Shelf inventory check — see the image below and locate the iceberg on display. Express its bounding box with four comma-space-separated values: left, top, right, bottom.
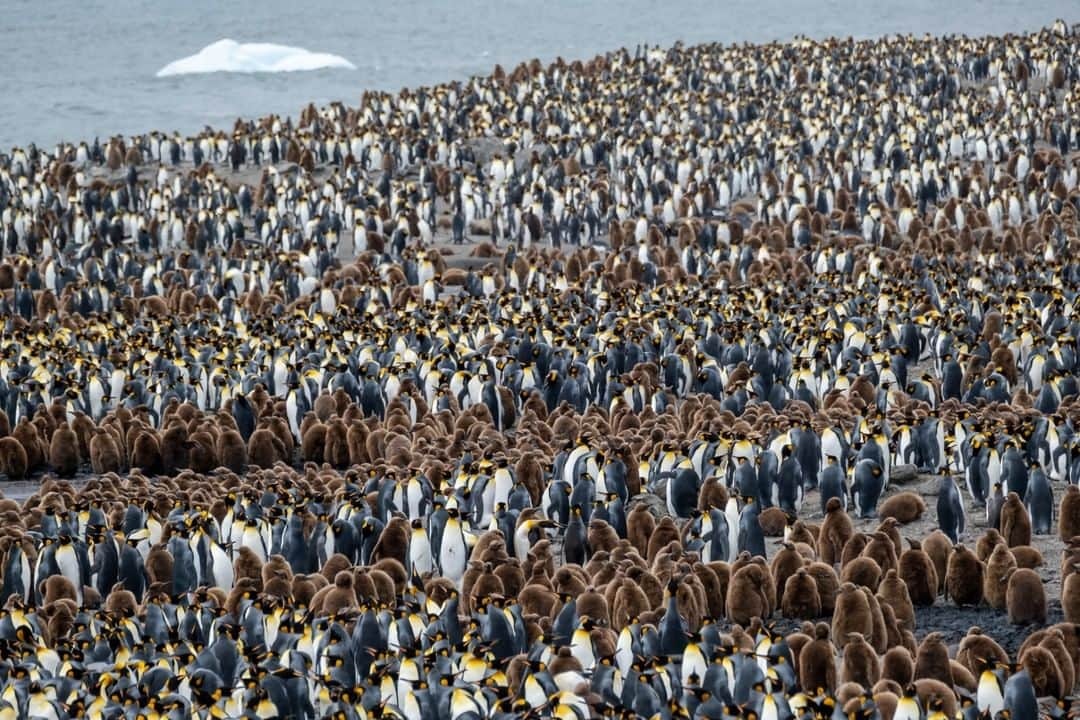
156, 39, 355, 77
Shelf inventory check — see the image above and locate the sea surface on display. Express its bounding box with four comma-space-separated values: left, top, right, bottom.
3, 0, 1076, 150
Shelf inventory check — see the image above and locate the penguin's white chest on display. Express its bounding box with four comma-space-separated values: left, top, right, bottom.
439, 527, 467, 584
56, 545, 82, 602
409, 530, 433, 575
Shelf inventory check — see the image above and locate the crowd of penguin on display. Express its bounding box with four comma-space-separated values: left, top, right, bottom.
2, 15, 1080, 720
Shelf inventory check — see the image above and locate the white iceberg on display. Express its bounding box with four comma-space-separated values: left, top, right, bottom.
156, 39, 355, 77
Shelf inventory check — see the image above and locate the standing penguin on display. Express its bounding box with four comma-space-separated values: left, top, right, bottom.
232, 393, 257, 442
738, 496, 766, 559
986, 482, 1005, 531
1003, 668, 1039, 719
965, 439, 991, 505
658, 580, 689, 657
756, 450, 778, 508
169, 529, 199, 595
774, 444, 804, 513
941, 353, 964, 400
1002, 444, 1029, 501
564, 505, 590, 566
667, 459, 701, 519
284, 380, 307, 443
850, 459, 885, 519
918, 414, 946, 473
733, 456, 759, 503
937, 473, 966, 544
1, 538, 33, 604
437, 508, 470, 587
975, 658, 1005, 716
724, 495, 741, 559
796, 424, 822, 489
53, 535, 87, 606
701, 507, 730, 563
1025, 464, 1053, 535
407, 518, 433, 576
818, 456, 847, 513
117, 535, 146, 601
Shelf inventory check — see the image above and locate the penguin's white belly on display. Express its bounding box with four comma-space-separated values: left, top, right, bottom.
409, 534, 433, 575
439, 532, 467, 584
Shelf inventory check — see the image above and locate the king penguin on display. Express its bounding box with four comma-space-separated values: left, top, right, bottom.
658, 580, 689, 656
774, 444, 804, 514
818, 456, 847, 513
667, 458, 701, 519
54, 535, 86, 606
408, 518, 433, 576
850, 459, 884, 519
975, 658, 1004, 716
738, 496, 766, 558
1003, 668, 1039, 719
937, 473, 965, 544
285, 378, 307, 443
437, 508, 469, 587
563, 504, 590, 566
1025, 463, 1053, 535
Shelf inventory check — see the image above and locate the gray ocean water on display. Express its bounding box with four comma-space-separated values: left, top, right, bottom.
3, 0, 1076, 151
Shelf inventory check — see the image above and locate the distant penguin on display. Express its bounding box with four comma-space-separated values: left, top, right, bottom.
668, 461, 701, 519
818, 455, 847, 513
564, 505, 589, 566
945, 545, 983, 607
986, 482, 1005, 533
0, 437, 28, 479
626, 504, 655, 559
437, 508, 470, 587
775, 444, 804, 513
818, 496, 854, 566
1006, 568, 1046, 625
983, 542, 1016, 610
1002, 445, 1029, 500
217, 429, 247, 472
53, 536, 85, 605
232, 393, 257, 441
850, 459, 884, 518
738, 496, 766, 558
800, 623, 838, 694
658, 580, 689, 656
89, 428, 121, 475
248, 428, 283, 469
1024, 464, 1053, 535
936, 474, 965, 544
899, 539, 938, 607
781, 567, 821, 619
49, 424, 80, 477
1000, 492, 1032, 548
1060, 484, 1080, 541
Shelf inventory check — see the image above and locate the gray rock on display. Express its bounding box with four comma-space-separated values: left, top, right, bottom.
891, 464, 919, 484
464, 137, 507, 167
627, 491, 668, 520
513, 143, 551, 173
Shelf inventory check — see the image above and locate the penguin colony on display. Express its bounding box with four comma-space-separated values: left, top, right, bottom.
1, 18, 1080, 720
